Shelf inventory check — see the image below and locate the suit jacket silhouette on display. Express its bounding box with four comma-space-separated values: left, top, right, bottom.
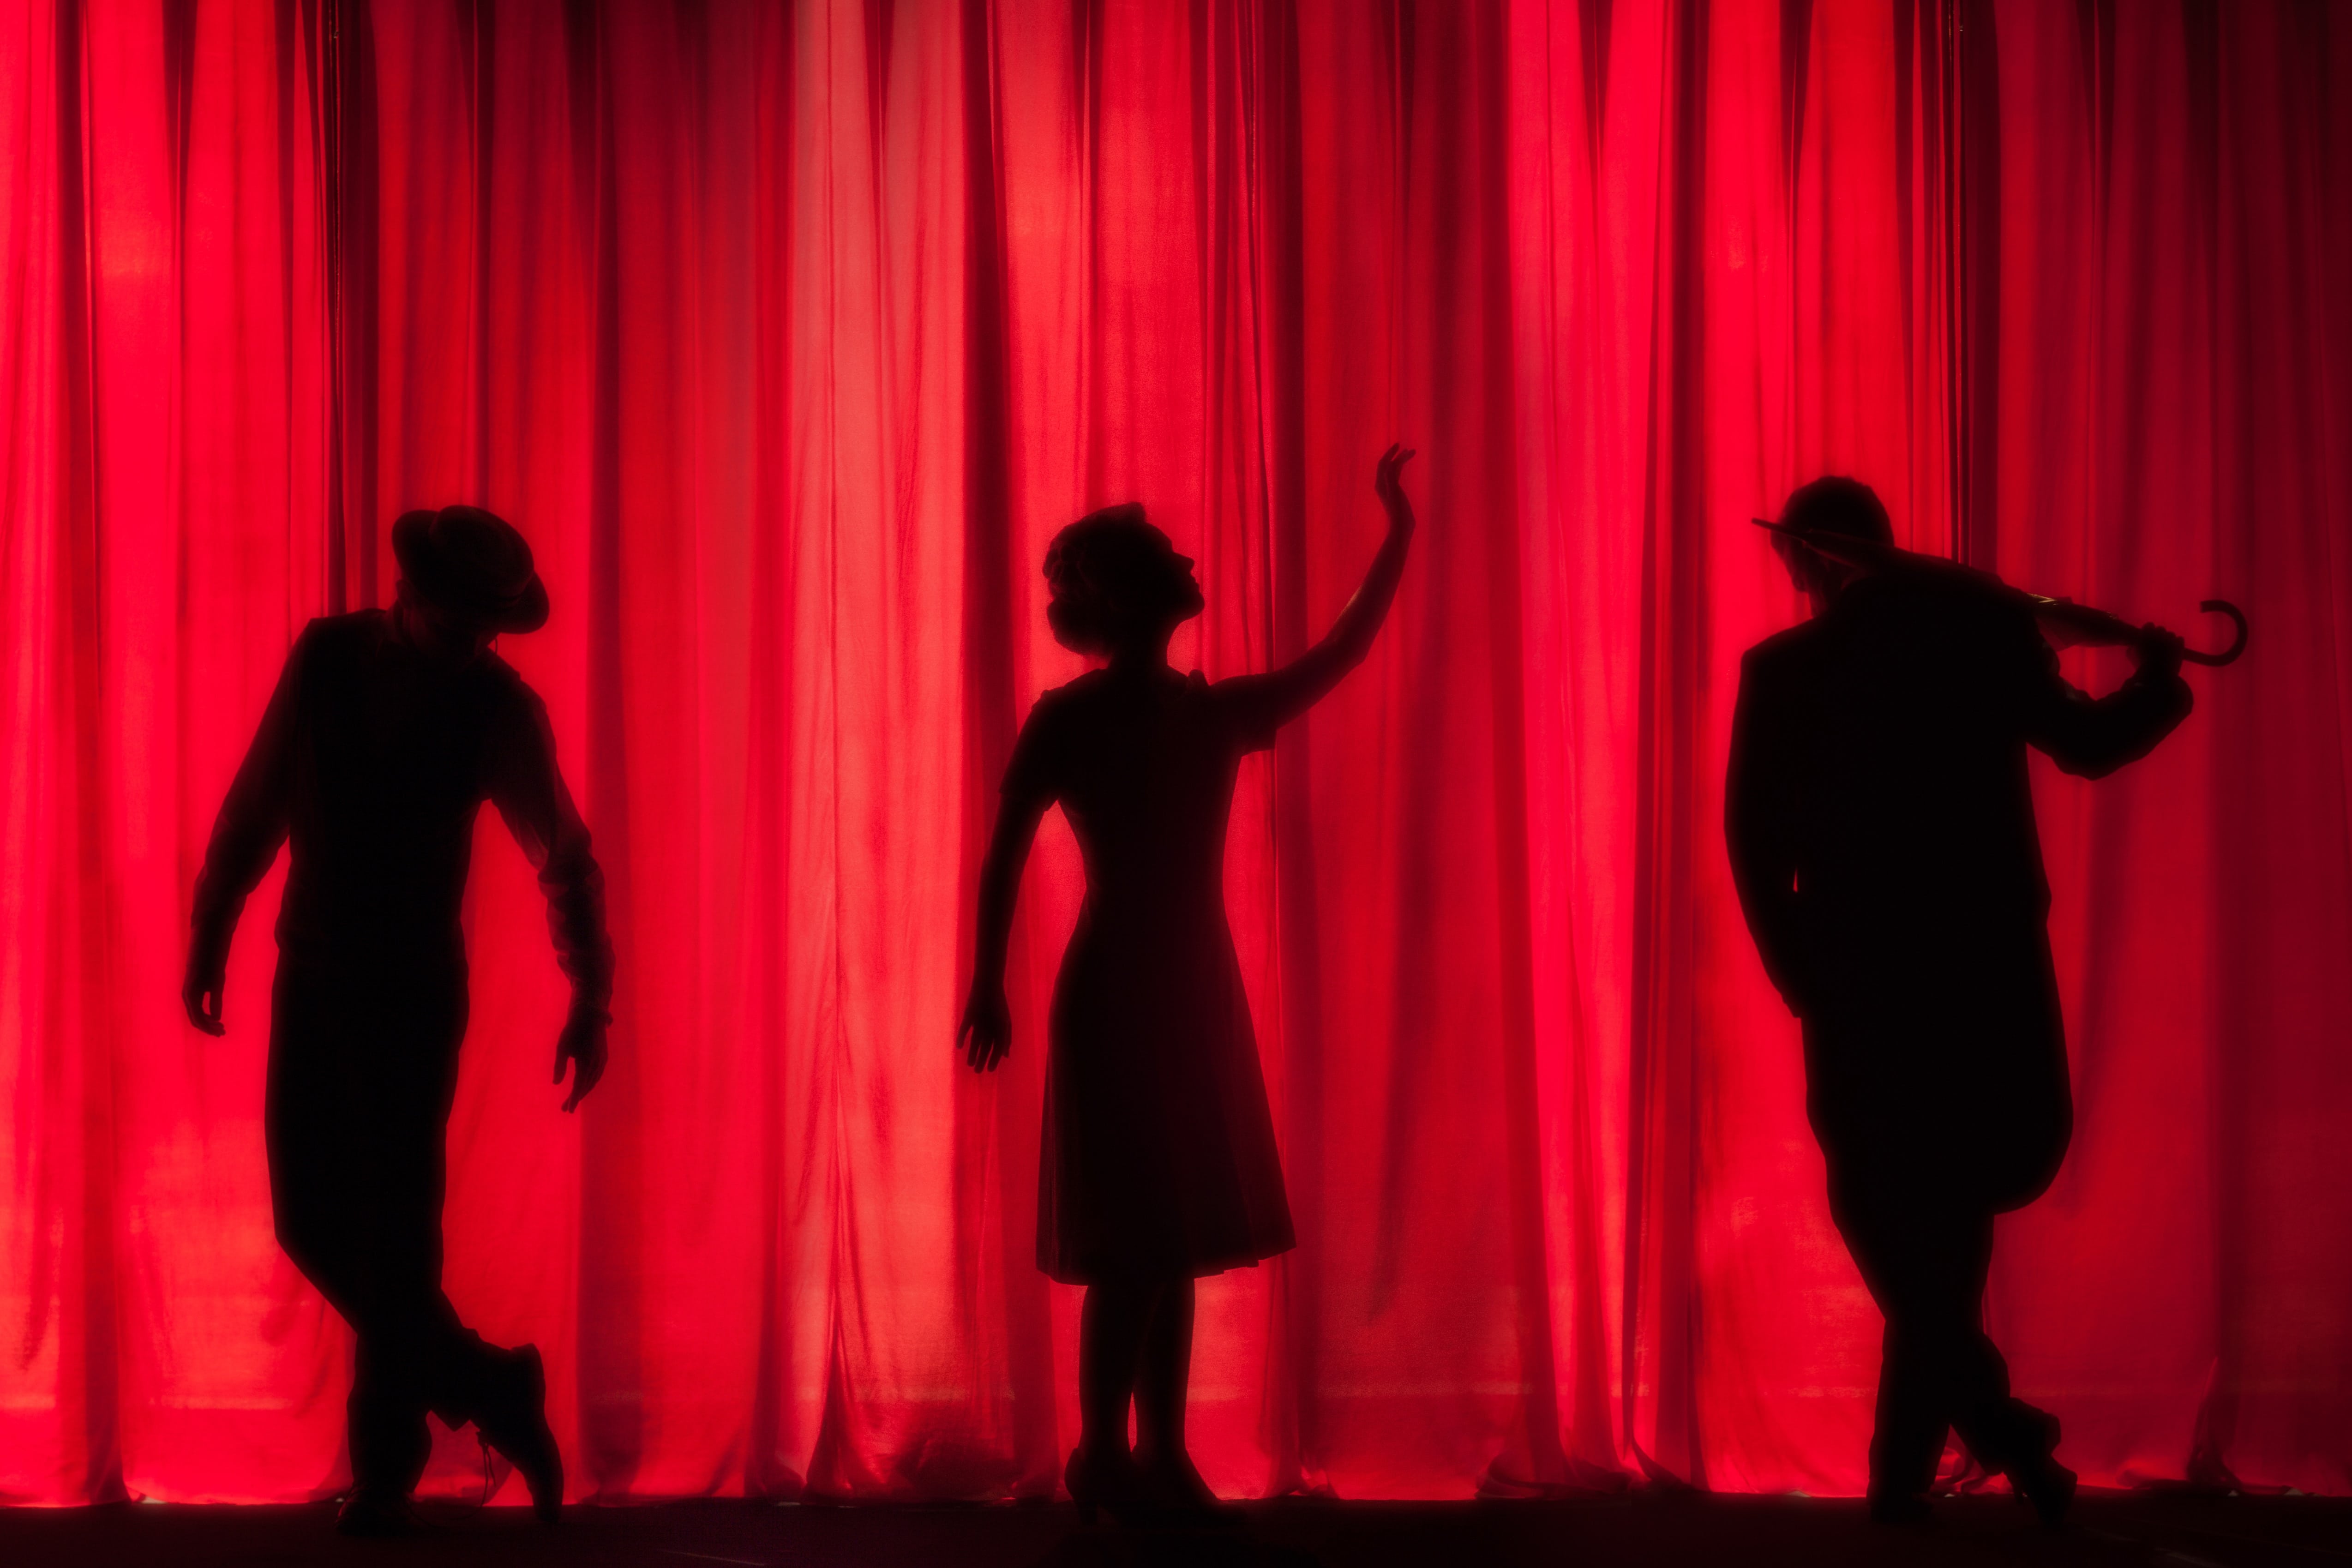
1726, 571, 2191, 1209
190, 610, 610, 997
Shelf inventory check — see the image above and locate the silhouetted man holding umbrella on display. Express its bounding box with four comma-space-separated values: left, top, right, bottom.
184, 506, 610, 1536
1726, 478, 2193, 1526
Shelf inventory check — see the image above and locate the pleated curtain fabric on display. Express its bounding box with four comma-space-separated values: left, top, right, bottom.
1, 0, 2346, 1505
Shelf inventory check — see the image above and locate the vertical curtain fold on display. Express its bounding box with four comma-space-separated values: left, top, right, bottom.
3, 0, 338, 1504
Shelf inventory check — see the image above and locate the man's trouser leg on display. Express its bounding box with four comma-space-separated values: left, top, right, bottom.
1827, 1169, 2052, 1497
267, 962, 506, 1496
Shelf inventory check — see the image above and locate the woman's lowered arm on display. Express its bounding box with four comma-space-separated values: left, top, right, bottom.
959, 790, 1048, 1073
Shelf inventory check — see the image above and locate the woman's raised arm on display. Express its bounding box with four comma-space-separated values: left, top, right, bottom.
1221, 445, 1416, 732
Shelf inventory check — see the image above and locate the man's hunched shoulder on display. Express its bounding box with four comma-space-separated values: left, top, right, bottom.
1742, 619, 1825, 675
300, 608, 381, 646
287, 609, 381, 671
477, 646, 532, 691
294, 610, 537, 706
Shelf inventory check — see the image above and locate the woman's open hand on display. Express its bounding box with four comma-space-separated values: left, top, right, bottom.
1374, 443, 1417, 533
960, 979, 1012, 1072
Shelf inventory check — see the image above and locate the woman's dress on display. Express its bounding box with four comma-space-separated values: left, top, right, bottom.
1002, 667, 1295, 1284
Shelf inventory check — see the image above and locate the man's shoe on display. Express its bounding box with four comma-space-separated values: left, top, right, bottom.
2010, 1455, 2077, 1529
335, 1486, 422, 1538
2000, 1407, 2075, 1529
1866, 1489, 1932, 1526
475, 1344, 564, 1524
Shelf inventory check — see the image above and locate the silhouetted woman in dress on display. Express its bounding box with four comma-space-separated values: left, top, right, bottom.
960, 445, 1417, 1523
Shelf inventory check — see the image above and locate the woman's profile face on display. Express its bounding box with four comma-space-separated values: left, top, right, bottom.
1045, 510, 1210, 655
1158, 539, 1206, 622
1095, 535, 1201, 646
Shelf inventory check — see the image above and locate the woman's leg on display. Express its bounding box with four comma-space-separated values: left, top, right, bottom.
1131, 1275, 1194, 1467
1134, 1275, 1229, 1512
1077, 1278, 1158, 1460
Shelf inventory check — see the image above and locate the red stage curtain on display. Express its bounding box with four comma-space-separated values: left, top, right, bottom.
3, 0, 2347, 1505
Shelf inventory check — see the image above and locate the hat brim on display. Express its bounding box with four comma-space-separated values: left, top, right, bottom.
391, 510, 551, 634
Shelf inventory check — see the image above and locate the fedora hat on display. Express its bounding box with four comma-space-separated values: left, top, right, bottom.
390, 506, 549, 633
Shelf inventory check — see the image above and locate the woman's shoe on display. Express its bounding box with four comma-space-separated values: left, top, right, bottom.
1135, 1448, 1243, 1528
1065, 1444, 1153, 1527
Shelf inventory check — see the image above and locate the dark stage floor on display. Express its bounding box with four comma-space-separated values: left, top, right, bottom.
4, 1491, 2349, 1568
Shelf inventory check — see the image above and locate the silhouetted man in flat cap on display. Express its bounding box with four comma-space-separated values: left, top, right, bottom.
1726, 478, 2192, 1527
184, 506, 611, 1536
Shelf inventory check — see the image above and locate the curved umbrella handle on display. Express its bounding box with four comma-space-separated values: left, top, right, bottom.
2182, 599, 2248, 667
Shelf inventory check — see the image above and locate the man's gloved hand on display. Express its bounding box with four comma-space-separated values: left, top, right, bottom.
183, 955, 227, 1037
2131, 624, 2186, 683
555, 1004, 609, 1111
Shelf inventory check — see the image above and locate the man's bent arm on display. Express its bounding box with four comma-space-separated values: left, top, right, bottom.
1725, 657, 1812, 1017
2016, 627, 2193, 780
490, 692, 615, 1021
189, 628, 308, 988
